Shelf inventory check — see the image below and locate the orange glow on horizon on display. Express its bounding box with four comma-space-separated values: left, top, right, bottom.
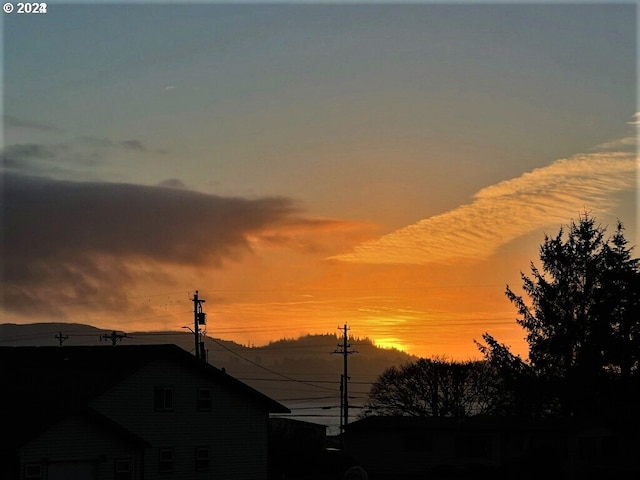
371, 337, 409, 353
1, 247, 534, 361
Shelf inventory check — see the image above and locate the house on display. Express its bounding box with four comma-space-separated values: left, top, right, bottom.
268, 418, 356, 479
343, 415, 640, 479
269, 417, 326, 478
1, 407, 150, 480
0, 344, 289, 480
269, 417, 327, 455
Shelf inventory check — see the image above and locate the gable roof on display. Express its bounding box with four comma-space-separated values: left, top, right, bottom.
0, 344, 289, 424
1, 405, 151, 451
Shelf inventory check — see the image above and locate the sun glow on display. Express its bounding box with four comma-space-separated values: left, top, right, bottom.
373, 337, 407, 352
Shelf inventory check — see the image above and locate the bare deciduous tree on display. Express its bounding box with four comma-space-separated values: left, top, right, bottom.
364, 357, 506, 417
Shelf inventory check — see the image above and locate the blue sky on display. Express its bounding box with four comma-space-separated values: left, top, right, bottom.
2, 2, 637, 357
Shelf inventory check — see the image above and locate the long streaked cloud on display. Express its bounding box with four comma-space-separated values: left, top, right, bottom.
1, 137, 154, 180
3, 114, 64, 133
0, 174, 304, 315
332, 147, 637, 265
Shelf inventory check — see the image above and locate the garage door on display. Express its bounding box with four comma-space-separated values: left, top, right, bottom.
48, 462, 97, 480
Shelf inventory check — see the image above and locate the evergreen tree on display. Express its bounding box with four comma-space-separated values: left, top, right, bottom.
479, 214, 640, 417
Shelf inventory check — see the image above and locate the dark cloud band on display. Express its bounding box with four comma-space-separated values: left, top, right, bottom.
1, 173, 297, 315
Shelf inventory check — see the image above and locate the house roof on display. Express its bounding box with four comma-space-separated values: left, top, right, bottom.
344, 415, 623, 434
0, 404, 151, 451
344, 416, 463, 433
269, 417, 328, 432
0, 344, 289, 446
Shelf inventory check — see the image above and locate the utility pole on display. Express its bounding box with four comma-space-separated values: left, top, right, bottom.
100, 330, 128, 346
193, 291, 206, 361
54, 331, 69, 346
333, 324, 357, 432
339, 374, 344, 432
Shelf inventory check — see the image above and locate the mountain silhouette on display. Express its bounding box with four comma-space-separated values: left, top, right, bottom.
0, 322, 416, 409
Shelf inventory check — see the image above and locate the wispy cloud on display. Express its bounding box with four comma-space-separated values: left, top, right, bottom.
3, 115, 64, 133
331, 146, 637, 265
248, 217, 375, 254
1, 137, 151, 180
590, 136, 636, 151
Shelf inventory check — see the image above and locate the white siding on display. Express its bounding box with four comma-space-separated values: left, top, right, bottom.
90, 358, 270, 480
19, 415, 143, 480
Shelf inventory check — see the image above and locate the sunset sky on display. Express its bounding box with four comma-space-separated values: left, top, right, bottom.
2, 1, 638, 360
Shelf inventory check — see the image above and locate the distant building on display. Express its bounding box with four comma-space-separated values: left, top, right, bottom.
343, 415, 640, 479
269, 417, 326, 478
0, 344, 289, 480
269, 417, 327, 454
268, 417, 355, 479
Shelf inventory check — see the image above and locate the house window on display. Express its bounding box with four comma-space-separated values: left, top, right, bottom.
154, 387, 174, 411
578, 436, 599, 462
24, 464, 42, 479
403, 432, 433, 452
455, 434, 492, 459
601, 435, 620, 461
505, 432, 525, 455
159, 449, 174, 473
115, 458, 132, 480
197, 388, 212, 411
195, 447, 210, 471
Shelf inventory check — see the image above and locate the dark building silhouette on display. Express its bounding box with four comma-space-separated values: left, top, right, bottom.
343, 415, 640, 479
0, 344, 288, 480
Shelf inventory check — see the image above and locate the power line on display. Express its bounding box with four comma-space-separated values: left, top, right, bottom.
130, 332, 192, 336
54, 331, 69, 346
209, 338, 336, 392
24, 283, 504, 310
286, 405, 340, 411
277, 396, 339, 402
270, 414, 343, 418
237, 377, 340, 384
195, 283, 506, 294
99, 330, 129, 346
